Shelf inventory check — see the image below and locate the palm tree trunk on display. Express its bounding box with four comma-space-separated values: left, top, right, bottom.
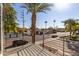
70, 25, 72, 39
70, 31, 71, 38
31, 11, 36, 44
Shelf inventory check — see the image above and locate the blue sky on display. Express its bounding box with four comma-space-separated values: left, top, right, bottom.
12, 3, 79, 29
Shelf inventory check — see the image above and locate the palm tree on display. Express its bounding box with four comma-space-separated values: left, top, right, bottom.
23, 3, 52, 44
53, 20, 56, 29
63, 19, 76, 39
72, 21, 79, 34
45, 21, 47, 29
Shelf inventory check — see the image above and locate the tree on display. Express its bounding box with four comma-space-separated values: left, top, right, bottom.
3, 4, 18, 35
63, 19, 76, 38
23, 3, 52, 44
72, 22, 79, 34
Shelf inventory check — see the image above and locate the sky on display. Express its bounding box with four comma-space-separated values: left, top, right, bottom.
12, 3, 79, 29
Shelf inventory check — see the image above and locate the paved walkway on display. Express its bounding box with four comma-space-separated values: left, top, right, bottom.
36, 37, 79, 56
43, 38, 79, 56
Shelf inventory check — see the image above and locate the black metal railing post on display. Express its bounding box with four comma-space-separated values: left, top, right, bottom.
43, 32, 44, 49
63, 37, 65, 56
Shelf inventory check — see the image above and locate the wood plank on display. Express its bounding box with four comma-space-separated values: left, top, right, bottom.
32, 45, 43, 56
21, 49, 26, 56
24, 47, 32, 56
23, 49, 30, 56
27, 46, 36, 56
29, 45, 40, 56
30, 45, 42, 56
34, 45, 47, 56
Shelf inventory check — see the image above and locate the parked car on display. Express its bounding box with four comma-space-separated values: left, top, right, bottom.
51, 35, 58, 38
52, 29, 57, 33
36, 31, 43, 35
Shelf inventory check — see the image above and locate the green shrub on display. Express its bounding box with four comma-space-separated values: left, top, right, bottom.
71, 35, 78, 41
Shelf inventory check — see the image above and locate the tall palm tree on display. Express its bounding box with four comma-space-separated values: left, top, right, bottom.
45, 21, 47, 29
53, 20, 56, 29
23, 3, 52, 44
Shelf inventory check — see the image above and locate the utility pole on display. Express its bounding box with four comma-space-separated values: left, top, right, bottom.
43, 21, 47, 48
21, 8, 25, 40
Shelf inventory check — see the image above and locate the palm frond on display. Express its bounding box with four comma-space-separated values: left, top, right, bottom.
22, 3, 53, 14
37, 3, 52, 13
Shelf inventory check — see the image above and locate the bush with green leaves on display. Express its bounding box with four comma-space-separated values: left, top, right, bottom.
71, 34, 78, 41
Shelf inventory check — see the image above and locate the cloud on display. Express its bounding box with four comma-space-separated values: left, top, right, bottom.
53, 3, 71, 12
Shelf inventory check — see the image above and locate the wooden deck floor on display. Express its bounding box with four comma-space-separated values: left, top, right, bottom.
17, 44, 55, 56
7, 44, 56, 56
